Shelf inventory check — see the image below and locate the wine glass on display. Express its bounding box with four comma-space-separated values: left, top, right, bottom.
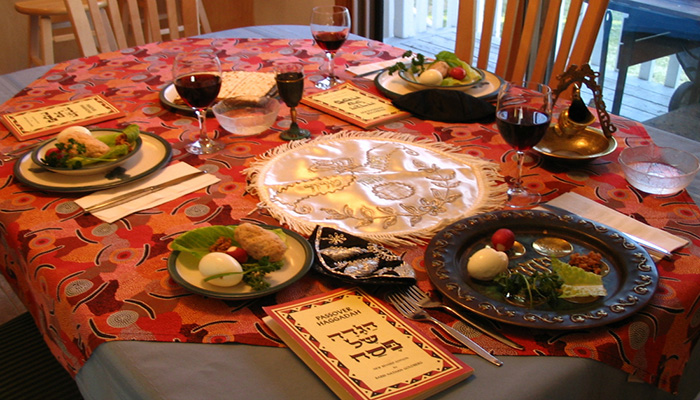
495, 81, 552, 208
172, 50, 222, 155
274, 62, 311, 141
310, 5, 351, 90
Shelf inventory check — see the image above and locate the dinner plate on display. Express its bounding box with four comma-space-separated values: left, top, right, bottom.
159, 83, 213, 117
168, 227, 314, 300
374, 68, 504, 100
425, 210, 658, 330
14, 131, 172, 193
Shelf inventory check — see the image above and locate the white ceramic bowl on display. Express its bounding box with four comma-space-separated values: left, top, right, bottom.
618, 145, 700, 194
398, 68, 485, 91
213, 96, 280, 136
32, 129, 143, 176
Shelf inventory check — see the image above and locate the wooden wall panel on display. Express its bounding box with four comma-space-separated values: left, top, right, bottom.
202, 0, 254, 32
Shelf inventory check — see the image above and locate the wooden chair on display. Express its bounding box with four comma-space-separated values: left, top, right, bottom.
142, 0, 211, 42
15, 0, 108, 66
64, 0, 146, 56
455, 0, 610, 92
64, 0, 211, 57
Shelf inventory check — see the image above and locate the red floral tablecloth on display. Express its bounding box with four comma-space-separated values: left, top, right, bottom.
0, 38, 699, 393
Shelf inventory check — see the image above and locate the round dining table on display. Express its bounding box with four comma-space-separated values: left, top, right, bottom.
1, 25, 699, 400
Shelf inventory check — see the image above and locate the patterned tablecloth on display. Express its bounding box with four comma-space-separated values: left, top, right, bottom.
0, 38, 699, 394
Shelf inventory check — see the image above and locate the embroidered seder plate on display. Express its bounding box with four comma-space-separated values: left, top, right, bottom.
244, 131, 507, 246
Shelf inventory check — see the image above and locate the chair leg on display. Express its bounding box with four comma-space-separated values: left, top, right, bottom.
38, 16, 55, 66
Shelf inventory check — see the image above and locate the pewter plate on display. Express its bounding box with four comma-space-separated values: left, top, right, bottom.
425, 210, 658, 330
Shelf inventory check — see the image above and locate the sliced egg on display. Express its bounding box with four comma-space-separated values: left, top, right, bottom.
466, 247, 509, 281
199, 252, 243, 287
417, 69, 443, 85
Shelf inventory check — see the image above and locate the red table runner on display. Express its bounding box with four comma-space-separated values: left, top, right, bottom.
0, 38, 699, 393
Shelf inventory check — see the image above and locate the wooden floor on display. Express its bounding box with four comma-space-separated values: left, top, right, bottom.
384, 27, 681, 124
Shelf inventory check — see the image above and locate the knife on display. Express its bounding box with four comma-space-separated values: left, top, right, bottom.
83, 170, 207, 214
539, 203, 672, 259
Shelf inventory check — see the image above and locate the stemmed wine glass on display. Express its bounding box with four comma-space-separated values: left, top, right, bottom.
310, 5, 351, 90
173, 50, 222, 155
495, 81, 552, 208
274, 62, 311, 141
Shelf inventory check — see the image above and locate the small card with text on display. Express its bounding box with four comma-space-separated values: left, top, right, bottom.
2, 95, 125, 141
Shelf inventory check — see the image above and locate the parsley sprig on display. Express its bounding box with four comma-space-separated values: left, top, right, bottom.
387, 50, 426, 75
493, 271, 563, 308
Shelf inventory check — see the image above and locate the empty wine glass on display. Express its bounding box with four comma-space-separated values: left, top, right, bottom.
310, 5, 351, 90
172, 50, 222, 155
495, 81, 552, 208
274, 62, 311, 141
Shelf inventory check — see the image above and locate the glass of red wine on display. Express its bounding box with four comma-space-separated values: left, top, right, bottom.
495, 81, 552, 208
310, 5, 351, 90
274, 62, 311, 141
173, 50, 222, 155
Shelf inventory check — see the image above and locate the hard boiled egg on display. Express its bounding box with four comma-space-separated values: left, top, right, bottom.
417, 69, 443, 85
466, 247, 509, 281
199, 252, 243, 287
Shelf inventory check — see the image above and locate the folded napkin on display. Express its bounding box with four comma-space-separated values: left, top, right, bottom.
75, 162, 220, 223
543, 192, 688, 255
346, 57, 413, 80
392, 89, 496, 123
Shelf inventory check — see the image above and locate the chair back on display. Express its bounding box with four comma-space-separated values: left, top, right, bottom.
64, 0, 146, 56
455, 0, 609, 91
143, 0, 211, 42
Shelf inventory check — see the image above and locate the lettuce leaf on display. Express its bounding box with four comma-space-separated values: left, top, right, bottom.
170, 225, 287, 260
550, 258, 607, 298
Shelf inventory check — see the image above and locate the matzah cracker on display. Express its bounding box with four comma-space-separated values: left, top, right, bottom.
173, 71, 276, 104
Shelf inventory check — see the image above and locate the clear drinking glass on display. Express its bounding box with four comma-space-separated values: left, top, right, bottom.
495, 81, 553, 208
172, 50, 222, 155
274, 62, 311, 141
310, 5, 351, 90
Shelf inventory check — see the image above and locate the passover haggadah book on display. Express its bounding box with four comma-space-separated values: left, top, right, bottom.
263, 287, 472, 400
300, 84, 410, 129
2, 95, 125, 141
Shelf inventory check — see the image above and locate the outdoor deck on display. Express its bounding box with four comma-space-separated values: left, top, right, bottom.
384, 27, 678, 124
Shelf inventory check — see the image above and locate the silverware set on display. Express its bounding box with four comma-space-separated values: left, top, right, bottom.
387, 285, 518, 367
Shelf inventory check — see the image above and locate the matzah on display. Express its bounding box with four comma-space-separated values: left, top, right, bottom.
174, 71, 276, 104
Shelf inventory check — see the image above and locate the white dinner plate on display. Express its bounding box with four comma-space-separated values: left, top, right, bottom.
14, 131, 172, 193
374, 68, 504, 100
167, 227, 314, 300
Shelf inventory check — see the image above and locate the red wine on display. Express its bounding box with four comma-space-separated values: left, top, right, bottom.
275, 72, 304, 107
496, 106, 551, 150
312, 30, 348, 52
174, 73, 221, 109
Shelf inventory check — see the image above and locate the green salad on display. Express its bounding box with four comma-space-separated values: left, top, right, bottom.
41, 124, 141, 169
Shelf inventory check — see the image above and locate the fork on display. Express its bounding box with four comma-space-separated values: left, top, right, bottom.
387, 292, 504, 367
404, 285, 524, 350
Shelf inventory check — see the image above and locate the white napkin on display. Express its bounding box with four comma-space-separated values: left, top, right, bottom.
75, 162, 220, 223
346, 57, 413, 80
543, 192, 688, 254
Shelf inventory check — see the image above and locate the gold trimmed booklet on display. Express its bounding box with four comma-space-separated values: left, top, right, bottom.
263, 287, 472, 400
301, 84, 410, 129
2, 95, 125, 141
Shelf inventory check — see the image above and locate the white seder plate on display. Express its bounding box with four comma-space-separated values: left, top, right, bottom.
167, 227, 314, 300
374, 69, 504, 100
